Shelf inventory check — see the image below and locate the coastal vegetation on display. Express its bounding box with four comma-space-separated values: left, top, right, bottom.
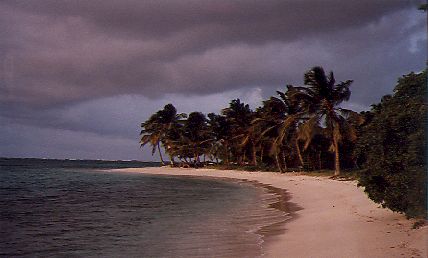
355, 70, 427, 218
140, 67, 426, 218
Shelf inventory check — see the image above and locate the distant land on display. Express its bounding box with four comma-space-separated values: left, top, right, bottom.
0, 157, 161, 169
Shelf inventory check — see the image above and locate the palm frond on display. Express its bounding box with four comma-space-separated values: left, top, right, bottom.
276, 90, 288, 103
240, 135, 250, 146
261, 124, 279, 136
333, 80, 352, 104
297, 116, 320, 150
251, 117, 268, 125
328, 71, 336, 87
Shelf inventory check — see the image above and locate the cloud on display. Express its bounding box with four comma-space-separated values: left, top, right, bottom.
0, 87, 266, 139
0, 88, 265, 160
1, 0, 424, 109
0, 0, 426, 159
0, 120, 143, 160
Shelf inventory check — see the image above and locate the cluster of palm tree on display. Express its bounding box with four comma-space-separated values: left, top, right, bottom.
140, 67, 361, 175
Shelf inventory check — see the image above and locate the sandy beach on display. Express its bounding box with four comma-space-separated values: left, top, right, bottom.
113, 167, 426, 258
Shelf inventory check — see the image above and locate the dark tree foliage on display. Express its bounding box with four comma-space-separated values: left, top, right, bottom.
222, 99, 254, 165
288, 67, 357, 175
355, 70, 427, 218
207, 113, 231, 163
140, 103, 184, 164
140, 68, 358, 171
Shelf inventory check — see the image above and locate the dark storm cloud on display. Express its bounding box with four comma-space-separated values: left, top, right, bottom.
1, 0, 422, 108
2, 0, 410, 41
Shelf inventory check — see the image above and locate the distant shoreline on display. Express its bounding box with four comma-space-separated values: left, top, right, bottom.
110, 167, 427, 257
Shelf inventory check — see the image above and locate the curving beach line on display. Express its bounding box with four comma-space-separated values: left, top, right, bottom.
112, 167, 427, 258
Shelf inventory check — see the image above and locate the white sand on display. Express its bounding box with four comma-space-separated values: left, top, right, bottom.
112, 167, 427, 257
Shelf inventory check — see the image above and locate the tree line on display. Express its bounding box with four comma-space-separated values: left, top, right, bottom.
141, 67, 360, 176
140, 66, 426, 218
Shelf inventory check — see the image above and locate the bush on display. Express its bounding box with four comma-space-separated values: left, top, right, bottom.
355, 70, 427, 218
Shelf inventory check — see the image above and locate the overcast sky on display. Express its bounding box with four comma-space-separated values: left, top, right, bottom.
0, 0, 426, 161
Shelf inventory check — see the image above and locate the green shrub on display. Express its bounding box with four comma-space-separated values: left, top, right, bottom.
355, 70, 427, 218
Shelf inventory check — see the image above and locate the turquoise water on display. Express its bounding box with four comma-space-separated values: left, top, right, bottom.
0, 158, 289, 257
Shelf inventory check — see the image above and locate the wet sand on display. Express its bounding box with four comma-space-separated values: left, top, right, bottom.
112, 167, 427, 257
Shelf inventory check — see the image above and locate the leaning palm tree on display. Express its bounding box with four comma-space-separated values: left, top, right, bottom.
140, 113, 165, 164
273, 89, 306, 167
289, 66, 358, 176
140, 104, 186, 165
239, 115, 260, 166
251, 88, 305, 172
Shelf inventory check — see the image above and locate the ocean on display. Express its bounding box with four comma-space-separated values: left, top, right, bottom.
0, 158, 290, 257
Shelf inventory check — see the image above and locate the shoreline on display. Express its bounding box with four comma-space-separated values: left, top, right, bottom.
111, 167, 427, 257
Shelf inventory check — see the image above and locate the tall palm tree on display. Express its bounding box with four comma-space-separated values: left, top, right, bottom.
289, 66, 357, 175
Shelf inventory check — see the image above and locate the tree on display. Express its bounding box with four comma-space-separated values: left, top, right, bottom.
356, 70, 427, 218
140, 104, 186, 165
252, 88, 304, 172
222, 99, 254, 165
207, 113, 232, 163
176, 112, 212, 165
289, 67, 358, 175
240, 116, 260, 166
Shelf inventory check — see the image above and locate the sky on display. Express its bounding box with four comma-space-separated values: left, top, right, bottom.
0, 0, 426, 161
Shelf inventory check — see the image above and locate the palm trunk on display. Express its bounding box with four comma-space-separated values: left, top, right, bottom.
224, 142, 230, 165
259, 145, 264, 163
281, 151, 288, 170
275, 152, 283, 173
194, 153, 200, 165
251, 141, 257, 166
317, 152, 322, 170
169, 155, 175, 166
157, 142, 165, 165
295, 139, 304, 167
333, 138, 340, 176
238, 155, 243, 165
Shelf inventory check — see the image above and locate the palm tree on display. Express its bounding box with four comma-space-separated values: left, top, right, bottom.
252, 88, 305, 172
207, 113, 232, 164
222, 99, 254, 165
140, 113, 165, 165
140, 104, 186, 165
167, 112, 213, 166
274, 88, 307, 167
240, 114, 260, 166
289, 66, 358, 176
